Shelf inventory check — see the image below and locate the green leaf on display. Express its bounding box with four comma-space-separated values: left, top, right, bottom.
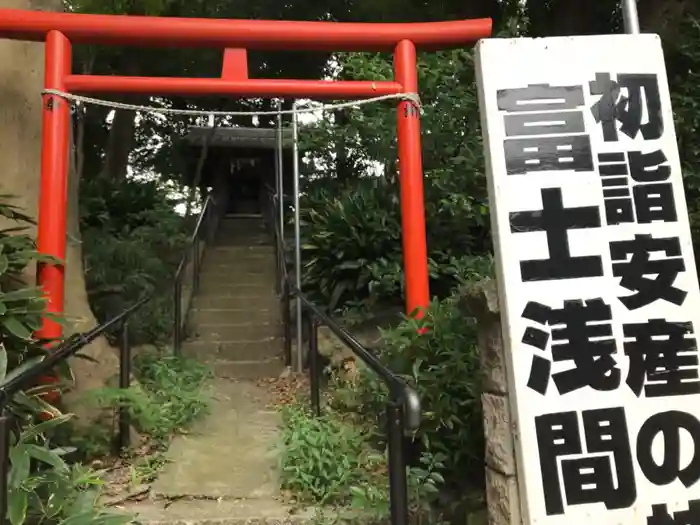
7, 489, 27, 525
68, 488, 99, 516
8, 446, 30, 489
19, 414, 73, 443
1, 317, 32, 340
1, 355, 45, 388
25, 444, 68, 470
0, 344, 7, 382
0, 288, 45, 302
57, 510, 96, 525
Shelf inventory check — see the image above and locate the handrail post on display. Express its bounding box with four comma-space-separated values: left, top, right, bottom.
193, 236, 201, 297
0, 406, 10, 525
386, 401, 409, 525
116, 320, 131, 454
282, 279, 292, 368
307, 313, 321, 417
173, 280, 183, 356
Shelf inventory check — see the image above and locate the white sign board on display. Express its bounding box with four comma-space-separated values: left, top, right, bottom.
475, 34, 700, 525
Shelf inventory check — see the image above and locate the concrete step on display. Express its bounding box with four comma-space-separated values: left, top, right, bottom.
218, 218, 268, 230
203, 254, 277, 267
183, 338, 282, 361
194, 294, 279, 310
205, 357, 286, 379
198, 280, 277, 295
191, 308, 280, 326
202, 259, 277, 278
189, 321, 280, 341
199, 273, 277, 285
199, 279, 278, 297
199, 264, 276, 275
117, 499, 312, 525
216, 238, 273, 248
207, 245, 276, 256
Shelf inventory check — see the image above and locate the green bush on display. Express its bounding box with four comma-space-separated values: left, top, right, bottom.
90, 349, 212, 444
333, 278, 490, 491
8, 414, 131, 525
298, 172, 493, 314
80, 176, 188, 345
279, 401, 444, 521
298, 178, 403, 311
295, 47, 493, 314
0, 197, 73, 420
0, 196, 131, 525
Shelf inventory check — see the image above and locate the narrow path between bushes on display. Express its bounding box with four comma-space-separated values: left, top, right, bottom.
108, 216, 312, 524
115, 377, 312, 525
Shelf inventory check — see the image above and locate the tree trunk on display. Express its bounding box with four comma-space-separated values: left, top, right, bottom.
101, 106, 137, 180
0, 0, 119, 424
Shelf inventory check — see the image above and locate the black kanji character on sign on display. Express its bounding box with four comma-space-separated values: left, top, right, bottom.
521, 299, 620, 395
521, 301, 552, 395
535, 408, 636, 516
597, 152, 635, 225
503, 135, 593, 175
637, 410, 700, 488
589, 72, 663, 142
550, 299, 620, 394
648, 500, 700, 525
623, 319, 700, 398
629, 149, 677, 223
499, 83, 592, 175
597, 150, 677, 225
503, 111, 585, 137
510, 187, 603, 281
610, 234, 687, 309
629, 149, 671, 182
497, 83, 585, 113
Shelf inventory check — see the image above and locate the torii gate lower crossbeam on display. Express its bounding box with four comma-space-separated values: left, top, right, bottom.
0, 8, 492, 342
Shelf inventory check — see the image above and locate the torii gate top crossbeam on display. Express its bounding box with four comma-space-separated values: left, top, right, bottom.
0, 8, 492, 51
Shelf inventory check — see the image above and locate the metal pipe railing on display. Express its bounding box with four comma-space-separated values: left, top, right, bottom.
173, 194, 217, 355
0, 191, 221, 522
0, 291, 151, 523
264, 186, 421, 525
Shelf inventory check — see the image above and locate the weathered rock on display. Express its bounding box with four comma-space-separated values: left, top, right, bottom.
465, 278, 523, 525
461, 280, 507, 394
481, 393, 516, 476
485, 469, 521, 525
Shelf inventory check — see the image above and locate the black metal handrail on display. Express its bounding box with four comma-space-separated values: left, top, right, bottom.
266, 187, 421, 525
0, 193, 221, 523
0, 292, 150, 524
266, 186, 292, 368
173, 194, 218, 355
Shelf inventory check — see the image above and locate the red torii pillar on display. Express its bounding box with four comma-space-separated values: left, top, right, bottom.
0, 9, 492, 342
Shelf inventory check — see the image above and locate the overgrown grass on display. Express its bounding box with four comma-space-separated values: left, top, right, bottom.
130, 350, 212, 441
279, 399, 443, 522
78, 348, 212, 456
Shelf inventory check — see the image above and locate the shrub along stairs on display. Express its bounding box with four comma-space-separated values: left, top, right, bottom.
120, 215, 304, 524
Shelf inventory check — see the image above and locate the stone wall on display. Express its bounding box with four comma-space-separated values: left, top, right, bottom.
463, 280, 522, 525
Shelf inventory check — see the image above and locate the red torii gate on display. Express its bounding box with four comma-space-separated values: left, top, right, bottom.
0, 8, 491, 343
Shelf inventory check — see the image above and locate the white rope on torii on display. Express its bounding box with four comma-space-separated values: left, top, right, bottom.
42, 88, 423, 117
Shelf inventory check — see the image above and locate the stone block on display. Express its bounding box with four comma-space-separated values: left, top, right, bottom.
485, 468, 521, 525
482, 393, 516, 476
461, 279, 508, 394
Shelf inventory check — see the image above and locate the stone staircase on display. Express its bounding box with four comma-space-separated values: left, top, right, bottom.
183, 215, 286, 379
121, 215, 297, 524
